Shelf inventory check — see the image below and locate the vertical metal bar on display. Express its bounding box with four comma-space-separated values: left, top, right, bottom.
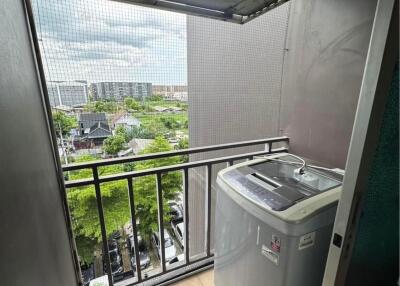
156, 172, 166, 272
183, 168, 190, 264
127, 178, 142, 282
205, 164, 212, 257
93, 167, 113, 286
266, 142, 272, 153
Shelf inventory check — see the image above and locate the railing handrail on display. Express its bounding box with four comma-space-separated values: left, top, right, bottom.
64, 147, 288, 188
62, 136, 289, 171
62, 136, 289, 286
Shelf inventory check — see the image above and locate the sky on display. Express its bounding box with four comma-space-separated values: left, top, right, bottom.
32, 0, 187, 85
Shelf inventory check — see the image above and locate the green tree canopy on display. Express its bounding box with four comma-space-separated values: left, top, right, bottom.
86, 100, 118, 113
146, 95, 163, 101
66, 137, 183, 261
160, 117, 181, 130
103, 135, 125, 156
115, 126, 129, 142
52, 111, 77, 137
133, 136, 182, 238
124, 97, 142, 111
127, 126, 156, 140
177, 137, 189, 150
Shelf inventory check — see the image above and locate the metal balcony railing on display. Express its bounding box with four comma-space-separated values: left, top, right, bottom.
62, 136, 289, 286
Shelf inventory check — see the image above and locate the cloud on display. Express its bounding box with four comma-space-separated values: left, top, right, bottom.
32, 0, 187, 84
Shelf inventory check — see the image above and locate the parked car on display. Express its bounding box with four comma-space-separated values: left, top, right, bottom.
107, 239, 119, 254
110, 230, 121, 240
127, 234, 150, 270
104, 248, 123, 279
171, 221, 184, 249
168, 203, 183, 223
80, 263, 94, 286
151, 230, 177, 262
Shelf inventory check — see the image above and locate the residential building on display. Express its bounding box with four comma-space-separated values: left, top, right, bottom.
90, 82, 152, 101
153, 85, 188, 101
74, 113, 111, 148
165, 92, 188, 101
152, 85, 187, 94
112, 113, 140, 130
47, 81, 88, 107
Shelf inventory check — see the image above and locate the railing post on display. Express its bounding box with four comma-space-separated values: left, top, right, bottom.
156, 173, 166, 273
265, 142, 272, 153
205, 164, 212, 257
183, 168, 190, 264
127, 178, 142, 282
92, 167, 113, 286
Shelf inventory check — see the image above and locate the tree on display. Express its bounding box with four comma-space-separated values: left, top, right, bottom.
146, 95, 163, 101
66, 138, 183, 261
133, 136, 182, 238
127, 126, 156, 140
160, 117, 180, 130
67, 155, 129, 262
176, 137, 189, 162
103, 135, 125, 156
86, 100, 118, 113
115, 126, 129, 142
52, 111, 77, 137
177, 137, 188, 150
124, 97, 141, 111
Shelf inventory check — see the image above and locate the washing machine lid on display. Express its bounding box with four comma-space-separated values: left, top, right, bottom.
220, 154, 342, 212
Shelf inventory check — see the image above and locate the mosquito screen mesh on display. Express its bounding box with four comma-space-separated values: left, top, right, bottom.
30, 0, 290, 284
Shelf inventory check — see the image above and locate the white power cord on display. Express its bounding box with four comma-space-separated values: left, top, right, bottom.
254, 154, 344, 175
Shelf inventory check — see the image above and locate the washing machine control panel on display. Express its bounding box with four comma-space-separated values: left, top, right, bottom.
222, 159, 342, 211
223, 168, 298, 211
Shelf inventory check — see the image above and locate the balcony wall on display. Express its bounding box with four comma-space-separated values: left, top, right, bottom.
279, 0, 377, 168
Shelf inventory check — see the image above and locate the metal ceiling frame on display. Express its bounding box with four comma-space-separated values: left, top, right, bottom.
115, 0, 290, 24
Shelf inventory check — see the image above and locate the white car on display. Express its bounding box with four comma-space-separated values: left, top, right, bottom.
151, 230, 177, 262
171, 222, 184, 249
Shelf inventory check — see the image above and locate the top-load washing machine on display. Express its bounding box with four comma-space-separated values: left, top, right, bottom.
214, 153, 343, 286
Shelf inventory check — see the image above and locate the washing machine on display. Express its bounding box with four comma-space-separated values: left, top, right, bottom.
214, 153, 343, 286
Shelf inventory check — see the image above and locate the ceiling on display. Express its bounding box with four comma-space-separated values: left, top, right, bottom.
119, 0, 290, 24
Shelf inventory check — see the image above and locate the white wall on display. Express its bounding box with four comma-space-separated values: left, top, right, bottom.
187, 3, 291, 256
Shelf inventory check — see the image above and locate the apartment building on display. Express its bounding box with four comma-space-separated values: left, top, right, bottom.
47, 81, 88, 107
90, 82, 152, 101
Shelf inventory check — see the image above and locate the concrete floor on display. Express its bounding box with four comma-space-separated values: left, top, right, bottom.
170, 269, 214, 286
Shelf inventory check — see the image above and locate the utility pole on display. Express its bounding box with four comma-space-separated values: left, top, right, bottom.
58, 123, 69, 165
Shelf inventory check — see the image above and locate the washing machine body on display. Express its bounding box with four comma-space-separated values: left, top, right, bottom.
214, 153, 343, 286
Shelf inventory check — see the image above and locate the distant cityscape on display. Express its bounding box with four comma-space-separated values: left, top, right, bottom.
47, 80, 188, 107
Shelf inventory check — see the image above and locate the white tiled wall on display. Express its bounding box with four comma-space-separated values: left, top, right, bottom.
186, 3, 291, 256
